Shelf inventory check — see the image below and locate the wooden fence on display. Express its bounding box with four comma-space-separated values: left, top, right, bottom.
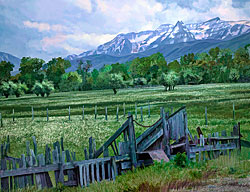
0, 106, 247, 191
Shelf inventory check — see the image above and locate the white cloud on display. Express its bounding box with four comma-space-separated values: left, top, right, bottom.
41, 32, 117, 54
68, 0, 92, 13
95, 0, 164, 32
23, 21, 66, 32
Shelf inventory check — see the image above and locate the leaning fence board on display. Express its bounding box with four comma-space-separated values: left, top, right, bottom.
189, 143, 237, 153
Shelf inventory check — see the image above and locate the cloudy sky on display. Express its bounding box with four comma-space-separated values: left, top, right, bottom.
0, 0, 249, 61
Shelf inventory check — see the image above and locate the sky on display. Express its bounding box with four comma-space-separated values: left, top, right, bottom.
0, 0, 250, 61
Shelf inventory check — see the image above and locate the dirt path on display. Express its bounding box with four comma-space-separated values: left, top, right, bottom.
184, 176, 250, 192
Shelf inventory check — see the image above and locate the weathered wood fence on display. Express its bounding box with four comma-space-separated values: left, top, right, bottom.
0, 106, 246, 191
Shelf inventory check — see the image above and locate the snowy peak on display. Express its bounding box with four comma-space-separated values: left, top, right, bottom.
159, 20, 195, 44
67, 17, 250, 60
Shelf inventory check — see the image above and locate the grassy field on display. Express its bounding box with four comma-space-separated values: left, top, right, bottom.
0, 83, 250, 191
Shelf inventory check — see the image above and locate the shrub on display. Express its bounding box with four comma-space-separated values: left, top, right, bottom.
174, 153, 187, 168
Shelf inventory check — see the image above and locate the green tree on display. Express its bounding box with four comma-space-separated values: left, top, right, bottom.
59, 72, 82, 92
77, 60, 92, 90
229, 68, 240, 82
32, 82, 43, 96
19, 57, 45, 90
159, 71, 179, 91
0, 61, 14, 82
46, 57, 71, 89
10, 82, 28, 97
167, 60, 181, 72
42, 81, 54, 97
91, 69, 99, 84
209, 47, 220, 60
109, 73, 125, 94
0, 81, 13, 98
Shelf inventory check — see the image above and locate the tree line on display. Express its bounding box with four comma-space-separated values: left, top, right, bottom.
0, 45, 249, 98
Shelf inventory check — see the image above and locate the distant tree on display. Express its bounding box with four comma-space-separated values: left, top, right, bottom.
46, 57, 71, 89
180, 53, 195, 66
159, 71, 179, 91
0, 81, 13, 98
209, 47, 220, 60
10, 82, 28, 97
91, 69, 99, 84
110, 63, 129, 80
42, 81, 54, 97
78, 60, 92, 90
0, 61, 14, 83
168, 60, 181, 72
32, 82, 43, 96
59, 72, 82, 92
19, 57, 45, 90
109, 73, 125, 94
229, 68, 240, 82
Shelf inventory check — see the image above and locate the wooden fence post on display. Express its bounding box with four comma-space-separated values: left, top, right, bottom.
205, 107, 207, 125
123, 103, 125, 118
105, 107, 108, 120
69, 106, 71, 121
116, 106, 119, 121
32, 106, 34, 121
140, 107, 143, 122
161, 107, 170, 157
148, 102, 150, 118
0, 113, 2, 127
128, 112, 137, 167
12, 108, 15, 122
82, 105, 84, 120
95, 105, 97, 120
135, 103, 137, 120
233, 103, 235, 120
47, 108, 49, 121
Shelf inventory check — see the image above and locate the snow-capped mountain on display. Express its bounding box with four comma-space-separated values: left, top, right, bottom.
66, 17, 250, 63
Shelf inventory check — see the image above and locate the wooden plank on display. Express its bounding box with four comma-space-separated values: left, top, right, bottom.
45, 145, 51, 165
32, 136, 37, 157
96, 162, 100, 182
107, 162, 111, 181
83, 165, 87, 187
189, 143, 237, 153
0, 156, 130, 178
0, 158, 9, 191
101, 161, 105, 181
111, 157, 117, 180
137, 129, 163, 152
111, 143, 118, 156
79, 165, 84, 187
91, 163, 95, 183
136, 118, 162, 145
84, 148, 89, 160
95, 120, 129, 158
128, 112, 137, 167
12, 159, 18, 190
221, 130, 227, 155
86, 164, 90, 186
89, 137, 93, 159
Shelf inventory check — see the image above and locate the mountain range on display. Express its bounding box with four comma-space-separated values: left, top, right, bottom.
1, 17, 250, 72
65, 17, 250, 71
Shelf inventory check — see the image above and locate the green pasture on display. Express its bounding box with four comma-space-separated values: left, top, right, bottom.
0, 83, 250, 191
0, 83, 250, 158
